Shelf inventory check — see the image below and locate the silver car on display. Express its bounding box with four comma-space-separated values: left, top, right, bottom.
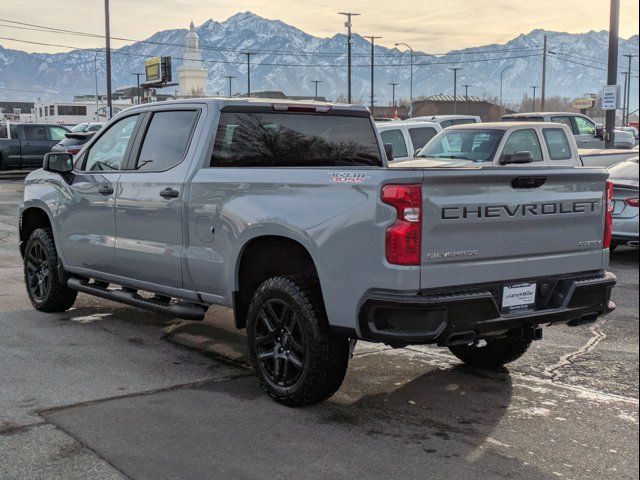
608, 157, 639, 250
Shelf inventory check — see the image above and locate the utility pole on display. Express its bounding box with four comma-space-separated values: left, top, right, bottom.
462, 84, 471, 114
500, 65, 513, 115
395, 43, 414, 117
530, 85, 538, 111
224, 75, 236, 98
338, 12, 360, 103
389, 82, 398, 110
364, 36, 382, 116
450, 67, 461, 114
131, 73, 143, 105
104, 0, 113, 118
541, 34, 548, 111
310, 80, 322, 101
622, 54, 637, 125
241, 52, 253, 97
93, 51, 100, 120
621, 71, 629, 127
605, 0, 620, 148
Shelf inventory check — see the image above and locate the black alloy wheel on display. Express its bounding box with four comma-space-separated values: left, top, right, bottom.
26, 241, 51, 302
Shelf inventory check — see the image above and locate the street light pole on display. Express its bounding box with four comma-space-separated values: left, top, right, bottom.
395, 43, 414, 117
530, 85, 538, 111
605, 0, 620, 148
622, 54, 637, 125
338, 12, 361, 103
364, 36, 382, 116
104, 0, 113, 119
621, 70, 629, 127
500, 65, 513, 115
462, 84, 471, 114
310, 80, 322, 101
131, 73, 143, 105
450, 67, 461, 114
389, 82, 398, 110
93, 50, 100, 121
541, 34, 548, 111
224, 75, 236, 98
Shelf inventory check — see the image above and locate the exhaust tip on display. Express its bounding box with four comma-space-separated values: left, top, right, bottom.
443, 331, 476, 346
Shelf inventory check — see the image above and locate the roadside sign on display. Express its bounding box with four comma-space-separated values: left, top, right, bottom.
572, 98, 595, 110
601, 85, 620, 111
145, 57, 162, 83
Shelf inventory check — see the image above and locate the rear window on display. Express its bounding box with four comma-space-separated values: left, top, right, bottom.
407, 127, 438, 151
502, 116, 544, 122
451, 119, 477, 126
211, 112, 383, 167
59, 135, 89, 147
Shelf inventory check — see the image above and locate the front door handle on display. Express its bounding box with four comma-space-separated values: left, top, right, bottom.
97, 184, 113, 195
159, 187, 179, 199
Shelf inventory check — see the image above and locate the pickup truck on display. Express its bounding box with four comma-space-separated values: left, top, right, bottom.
0, 123, 70, 169
19, 99, 616, 406
400, 122, 583, 166
376, 120, 442, 161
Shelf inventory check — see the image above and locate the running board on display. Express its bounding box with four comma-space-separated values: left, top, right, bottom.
67, 277, 206, 321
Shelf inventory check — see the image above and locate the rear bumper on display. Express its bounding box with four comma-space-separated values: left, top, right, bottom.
358, 271, 616, 345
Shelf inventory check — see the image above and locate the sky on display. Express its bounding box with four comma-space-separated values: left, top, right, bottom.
0, 0, 638, 54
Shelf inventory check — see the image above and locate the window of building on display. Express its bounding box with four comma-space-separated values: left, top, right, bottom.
58, 105, 88, 116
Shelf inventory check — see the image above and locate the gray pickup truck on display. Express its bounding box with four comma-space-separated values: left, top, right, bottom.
0, 123, 70, 169
19, 99, 616, 406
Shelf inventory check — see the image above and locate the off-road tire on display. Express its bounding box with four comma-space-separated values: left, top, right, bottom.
449, 336, 532, 369
247, 275, 350, 407
24, 228, 77, 312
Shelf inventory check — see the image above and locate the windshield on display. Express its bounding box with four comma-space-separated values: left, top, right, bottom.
418, 129, 505, 162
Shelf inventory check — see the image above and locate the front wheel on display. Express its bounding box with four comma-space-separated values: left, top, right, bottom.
247, 276, 350, 407
24, 228, 77, 312
449, 336, 532, 369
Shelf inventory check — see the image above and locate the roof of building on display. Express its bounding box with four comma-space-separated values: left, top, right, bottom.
424, 95, 485, 102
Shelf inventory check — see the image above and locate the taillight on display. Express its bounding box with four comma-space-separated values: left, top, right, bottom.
625, 197, 639, 207
603, 180, 614, 249
68, 149, 80, 155
381, 184, 422, 265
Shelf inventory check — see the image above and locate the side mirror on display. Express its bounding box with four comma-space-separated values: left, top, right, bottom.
500, 150, 533, 165
383, 143, 394, 161
43, 152, 73, 173
595, 124, 605, 139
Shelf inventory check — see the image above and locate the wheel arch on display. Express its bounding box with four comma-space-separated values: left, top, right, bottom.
233, 234, 323, 330
19, 206, 54, 258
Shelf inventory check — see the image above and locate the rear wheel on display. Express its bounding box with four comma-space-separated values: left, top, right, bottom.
449, 336, 532, 369
24, 228, 77, 312
247, 276, 350, 407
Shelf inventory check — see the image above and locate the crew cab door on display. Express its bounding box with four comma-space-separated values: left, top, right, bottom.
58, 113, 141, 271
18, 125, 51, 167
572, 115, 604, 149
112, 108, 201, 288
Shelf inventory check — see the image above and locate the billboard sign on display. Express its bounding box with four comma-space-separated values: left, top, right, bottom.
571, 98, 595, 110
145, 57, 162, 83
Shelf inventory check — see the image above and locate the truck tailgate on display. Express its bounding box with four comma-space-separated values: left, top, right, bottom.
420, 167, 608, 289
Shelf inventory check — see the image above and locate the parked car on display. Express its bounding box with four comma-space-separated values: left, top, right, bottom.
69, 122, 104, 133
501, 112, 636, 149
619, 126, 639, 146
396, 122, 582, 167
580, 148, 639, 168
0, 123, 70, 170
51, 131, 97, 156
407, 115, 481, 128
376, 120, 442, 161
607, 156, 639, 250
19, 98, 616, 406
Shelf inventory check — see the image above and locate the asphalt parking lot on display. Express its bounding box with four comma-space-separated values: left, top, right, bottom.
0, 178, 638, 480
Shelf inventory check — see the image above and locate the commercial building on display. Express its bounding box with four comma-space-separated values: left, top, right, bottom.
33, 100, 133, 124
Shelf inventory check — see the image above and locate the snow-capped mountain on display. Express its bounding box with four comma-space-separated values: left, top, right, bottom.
0, 11, 638, 106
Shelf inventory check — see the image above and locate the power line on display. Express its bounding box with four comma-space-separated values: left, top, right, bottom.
0, 17, 542, 58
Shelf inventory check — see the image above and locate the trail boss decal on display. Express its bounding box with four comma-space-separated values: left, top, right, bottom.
441, 200, 600, 220
328, 172, 370, 183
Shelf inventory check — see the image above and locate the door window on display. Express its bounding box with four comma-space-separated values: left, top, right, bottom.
407, 127, 438, 152
84, 115, 139, 171
23, 125, 48, 141
380, 129, 408, 159
501, 129, 543, 162
543, 128, 572, 160
574, 116, 595, 135
550, 116, 574, 132
48, 126, 68, 141
135, 110, 199, 171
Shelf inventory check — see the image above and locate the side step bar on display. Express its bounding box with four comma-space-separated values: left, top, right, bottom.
67, 277, 206, 321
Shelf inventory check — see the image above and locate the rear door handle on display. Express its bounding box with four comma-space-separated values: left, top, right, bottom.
159, 187, 179, 199
97, 184, 114, 195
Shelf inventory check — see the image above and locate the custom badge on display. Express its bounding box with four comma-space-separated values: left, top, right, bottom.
328, 172, 371, 183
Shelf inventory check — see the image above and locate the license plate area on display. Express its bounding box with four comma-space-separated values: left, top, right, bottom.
502, 282, 537, 313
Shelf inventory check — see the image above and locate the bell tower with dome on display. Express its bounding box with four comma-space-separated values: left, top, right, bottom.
178, 21, 207, 96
